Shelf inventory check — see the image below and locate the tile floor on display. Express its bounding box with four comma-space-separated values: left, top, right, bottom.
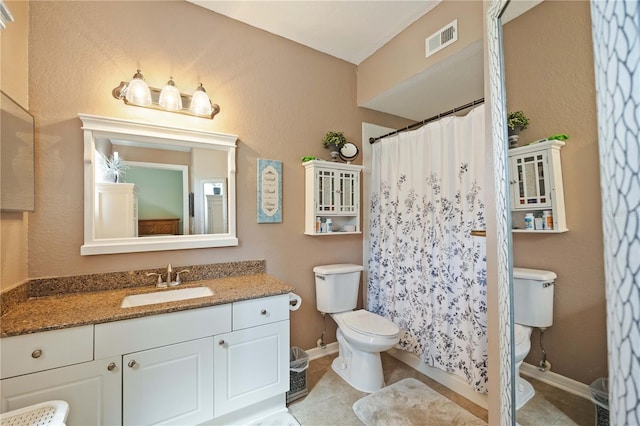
287, 352, 595, 426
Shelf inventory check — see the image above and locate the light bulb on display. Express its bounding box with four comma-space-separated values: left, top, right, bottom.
189, 83, 213, 116
125, 70, 152, 106
158, 77, 182, 111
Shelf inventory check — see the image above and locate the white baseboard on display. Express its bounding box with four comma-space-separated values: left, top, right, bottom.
387, 348, 489, 409
520, 362, 591, 400
305, 342, 338, 361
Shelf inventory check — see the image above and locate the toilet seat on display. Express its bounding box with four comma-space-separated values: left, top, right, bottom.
340, 310, 399, 337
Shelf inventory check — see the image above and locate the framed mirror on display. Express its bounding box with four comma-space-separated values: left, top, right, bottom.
1, 91, 35, 212
79, 114, 238, 255
486, 0, 515, 423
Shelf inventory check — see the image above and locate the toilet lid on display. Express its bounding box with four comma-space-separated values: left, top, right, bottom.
343, 310, 399, 337
514, 324, 531, 346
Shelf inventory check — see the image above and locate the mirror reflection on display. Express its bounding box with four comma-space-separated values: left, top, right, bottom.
80, 114, 238, 255
94, 138, 228, 237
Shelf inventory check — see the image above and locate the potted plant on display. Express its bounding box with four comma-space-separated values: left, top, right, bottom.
103, 152, 129, 182
507, 111, 530, 148
322, 131, 349, 152
507, 111, 530, 136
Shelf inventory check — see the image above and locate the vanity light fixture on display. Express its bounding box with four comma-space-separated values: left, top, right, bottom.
112, 70, 220, 119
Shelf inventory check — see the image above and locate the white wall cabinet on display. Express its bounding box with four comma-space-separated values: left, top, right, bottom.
94, 182, 139, 239
303, 160, 363, 235
1, 295, 291, 426
508, 140, 567, 233
0, 356, 121, 425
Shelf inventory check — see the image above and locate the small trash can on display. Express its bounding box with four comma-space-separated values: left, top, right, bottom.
590, 378, 609, 426
286, 346, 310, 403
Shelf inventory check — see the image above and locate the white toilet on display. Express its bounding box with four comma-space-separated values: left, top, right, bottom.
513, 267, 557, 410
314, 264, 400, 393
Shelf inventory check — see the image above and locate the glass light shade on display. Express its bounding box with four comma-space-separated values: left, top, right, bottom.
125, 70, 152, 106
158, 77, 182, 111
189, 83, 213, 116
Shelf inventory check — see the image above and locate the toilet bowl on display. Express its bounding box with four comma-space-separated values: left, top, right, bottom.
514, 324, 534, 409
331, 310, 399, 393
313, 264, 400, 393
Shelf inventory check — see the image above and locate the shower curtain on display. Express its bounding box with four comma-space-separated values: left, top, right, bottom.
367, 105, 488, 392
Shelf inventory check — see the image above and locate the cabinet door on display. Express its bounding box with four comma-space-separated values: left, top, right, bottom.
316, 168, 337, 212
213, 321, 289, 417
0, 357, 121, 426
336, 169, 359, 214
122, 337, 214, 426
510, 151, 551, 210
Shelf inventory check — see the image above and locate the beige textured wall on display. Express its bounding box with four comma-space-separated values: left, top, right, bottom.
0, 0, 29, 291
26, 1, 410, 350
357, 0, 483, 106
504, 0, 607, 385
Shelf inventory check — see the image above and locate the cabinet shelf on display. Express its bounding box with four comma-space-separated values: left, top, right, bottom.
512, 228, 568, 234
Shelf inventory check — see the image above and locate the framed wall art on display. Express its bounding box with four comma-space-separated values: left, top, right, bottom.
257, 159, 282, 223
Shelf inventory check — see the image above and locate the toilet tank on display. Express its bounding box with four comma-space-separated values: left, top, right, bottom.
314, 264, 364, 313
513, 267, 556, 328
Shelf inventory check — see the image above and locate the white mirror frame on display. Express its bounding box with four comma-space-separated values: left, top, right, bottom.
486, 0, 515, 424
79, 114, 238, 255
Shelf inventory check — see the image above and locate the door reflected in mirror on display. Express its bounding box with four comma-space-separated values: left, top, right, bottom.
202, 180, 227, 234
79, 114, 238, 255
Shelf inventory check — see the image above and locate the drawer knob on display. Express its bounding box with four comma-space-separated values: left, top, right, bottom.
260, 309, 267, 315
107, 362, 116, 371
218, 339, 225, 346
128, 360, 137, 368
31, 349, 43, 359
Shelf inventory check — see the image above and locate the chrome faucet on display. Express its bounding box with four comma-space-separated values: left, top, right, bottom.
166, 264, 173, 286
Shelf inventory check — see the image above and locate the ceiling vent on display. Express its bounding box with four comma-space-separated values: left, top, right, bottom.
425, 19, 458, 58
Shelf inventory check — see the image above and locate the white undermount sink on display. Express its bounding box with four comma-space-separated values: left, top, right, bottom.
121, 287, 214, 308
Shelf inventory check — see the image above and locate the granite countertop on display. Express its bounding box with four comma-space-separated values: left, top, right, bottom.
1, 273, 295, 338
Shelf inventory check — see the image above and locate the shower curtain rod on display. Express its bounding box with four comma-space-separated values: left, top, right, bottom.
369, 97, 484, 144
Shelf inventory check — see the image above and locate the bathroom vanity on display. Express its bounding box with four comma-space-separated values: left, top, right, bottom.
0, 267, 294, 426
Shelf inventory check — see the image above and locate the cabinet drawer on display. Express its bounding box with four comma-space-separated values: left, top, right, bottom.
0, 326, 94, 379
232, 294, 289, 330
95, 304, 232, 358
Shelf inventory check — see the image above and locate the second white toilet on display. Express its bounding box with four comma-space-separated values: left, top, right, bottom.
314, 264, 400, 393
513, 267, 556, 410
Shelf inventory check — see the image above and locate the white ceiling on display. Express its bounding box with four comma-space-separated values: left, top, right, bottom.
189, 1, 542, 121
189, 1, 441, 65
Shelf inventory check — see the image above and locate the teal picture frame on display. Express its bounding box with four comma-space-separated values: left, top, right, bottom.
257, 159, 282, 223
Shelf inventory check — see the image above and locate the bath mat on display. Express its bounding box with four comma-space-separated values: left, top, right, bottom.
352, 378, 486, 426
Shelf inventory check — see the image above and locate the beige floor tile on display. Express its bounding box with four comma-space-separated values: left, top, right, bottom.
290, 353, 594, 426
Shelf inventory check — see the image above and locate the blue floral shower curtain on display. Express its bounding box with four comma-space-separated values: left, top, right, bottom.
367, 105, 488, 392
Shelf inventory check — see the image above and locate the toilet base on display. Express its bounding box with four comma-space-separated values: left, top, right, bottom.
332, 329, 385, 393
515, 376, 535, 410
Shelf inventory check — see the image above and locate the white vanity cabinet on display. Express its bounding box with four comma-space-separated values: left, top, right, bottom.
303, 160, 363, 235
508, 140, 567, 232
214, 295, 290, 417
94, 182, 139, 239
0, 327, 121, 425
1, 295, 291, 426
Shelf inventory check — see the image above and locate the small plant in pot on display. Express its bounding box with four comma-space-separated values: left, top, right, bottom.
102, 152, 129, 182
507, 111, 530, 148
322, 131, 349, 161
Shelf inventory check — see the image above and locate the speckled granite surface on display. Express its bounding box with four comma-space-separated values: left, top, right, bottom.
0, 260, 295, 338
